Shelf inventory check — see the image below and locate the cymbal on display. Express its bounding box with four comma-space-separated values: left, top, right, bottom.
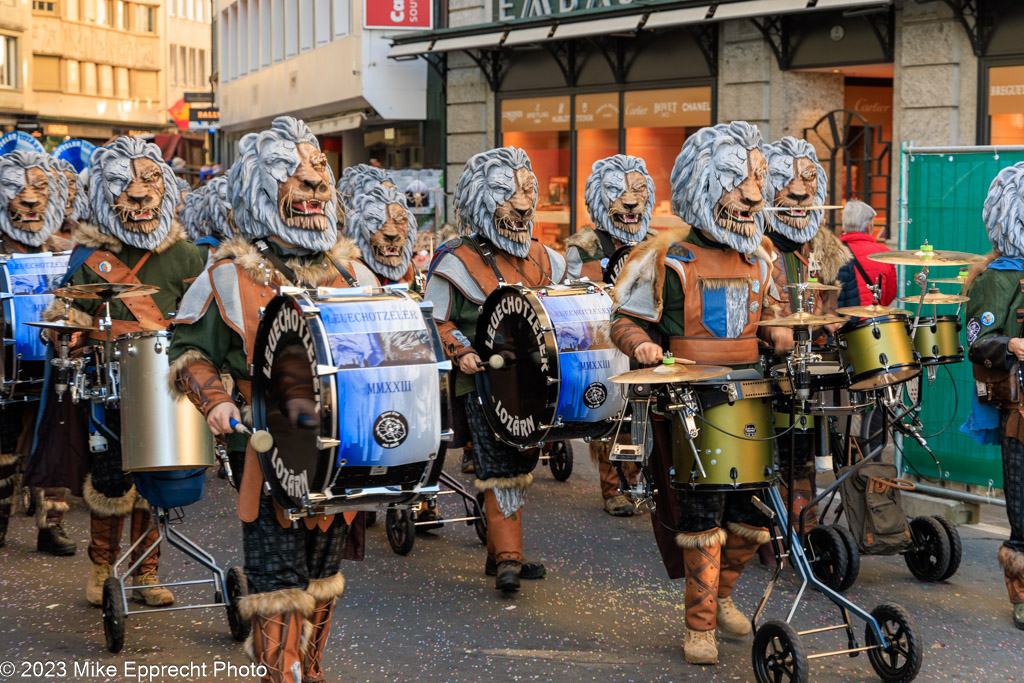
836, 304, 911, 317
25, 320, 99, 332
897, 292, 970, 305
867, 249, 985, 266
608, 363, 732, 385
53, 283, 161, 300
753, 311, 847, 328
784, 281, 841, 292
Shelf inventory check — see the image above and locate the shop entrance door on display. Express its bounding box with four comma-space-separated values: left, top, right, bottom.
803, 109, 891, 234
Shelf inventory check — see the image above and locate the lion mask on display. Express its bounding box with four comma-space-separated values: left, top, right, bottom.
585, 155, 655, 244
231, 116, 337, 252
0, 151, 68, 248
671, 122, 767, 255
179, 185, 206, 241
983, 162, 1024, 259
203, 175, 234, 240
337, 165, 394, 210
88, 137, 180, 251
454, 147, 537, 259
764, 137, 827, 244
51, 158, 90, 223
347, 184, 417, 282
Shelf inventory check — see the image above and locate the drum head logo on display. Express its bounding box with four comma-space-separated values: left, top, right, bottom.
583, 382, 607, 409
374, 410, 409, 449
743, 423, 757, 438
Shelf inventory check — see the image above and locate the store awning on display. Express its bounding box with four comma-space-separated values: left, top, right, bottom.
552, 14, 645, 40
388, 41, 434, 58
431, 31, 507, 52
712, 0, 810, 20
503, 25, 555, 46
643, 6, 711, 31
812, 0, 891, 9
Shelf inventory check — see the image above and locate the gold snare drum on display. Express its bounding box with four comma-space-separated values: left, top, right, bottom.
836, 315, 921, 391
913, 315, 963, 365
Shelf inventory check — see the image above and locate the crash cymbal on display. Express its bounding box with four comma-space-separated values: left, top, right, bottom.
836, 304, 911, 317
25, 320, 99, 332
753, 311, 847, 328
867, 247, 985, 266
897, 291, 970, 305
52, 283, 161, 300
784, 281, 841, 291
609, 362, 732, 385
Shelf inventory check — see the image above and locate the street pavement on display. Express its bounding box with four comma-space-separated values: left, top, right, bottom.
1, 442, 1022, 682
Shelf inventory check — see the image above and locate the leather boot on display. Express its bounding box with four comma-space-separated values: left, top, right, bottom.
241, 588, 315, 683
0, 453, 20, 548
303, 574, 346, 683
483, 489, 524, 593
679, 528, 726, 665
998, 545, 1024, 631
717, 523, 770, 637
779, 477, 818, 533
87, 513, 124, 605
130, 506, 173, 606
36, 487, 75, 556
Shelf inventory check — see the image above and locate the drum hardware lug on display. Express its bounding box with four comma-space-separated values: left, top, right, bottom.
316, 364, 339, 377
546, 377, 558, 385
751, 495, 775, 520
300, 305, 321, 315
437, 360, 452, 372
126, 344, 136, 357
316, 437, 340, 449
440, 429, 454, 441
730, 467, 739, 483
258, 307, 265, 319
153, 342, 163, 354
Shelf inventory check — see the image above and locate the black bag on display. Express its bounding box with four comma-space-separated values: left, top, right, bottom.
838, 462, 914, 555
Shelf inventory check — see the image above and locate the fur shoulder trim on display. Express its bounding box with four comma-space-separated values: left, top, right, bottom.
155, 219, 188, 254
564, 225, 601, 256
330, 234, 361, 263
45, 234, 73, 252
211, 235, 366, 287
612, 226, 690, 319
808, 229, 851, 284
754, 235, 775, 267
71, 219, 186, 255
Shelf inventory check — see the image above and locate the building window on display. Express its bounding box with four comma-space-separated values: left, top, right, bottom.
82, 62, 97, 94
188, 47, 196, 86
131, 69, 158, 99
83, 0, 96, 21
196, 0, 203, 23
315, 0, 329, 46
988, 65, 1024, 145
332, 0, 348, 39
177, 0, 185, 18
0, 36, 17, 89
98, 64, 114, 96
272, 0, 284, 63
228, 5, 237, 81
169, 0, 175, 15
67, 0, 79, 21
260, 0, 271, 67
239, 0, 249, 76
187, 0, 194, 20
299, 0, 312, 52
285, 0, 297, 59
33, 54, 62, 91
66, 59, 80, 93
198, 49, 206, 89
180, 45, 188, 84
139, 5, 155, 31
249, 0, 259, 73
32, 0, 59, 14
169, 44, 177, 85
115, 0, 126, 28
115, 66, 129, 97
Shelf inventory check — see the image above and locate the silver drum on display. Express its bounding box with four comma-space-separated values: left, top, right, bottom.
116, 330, 215, 471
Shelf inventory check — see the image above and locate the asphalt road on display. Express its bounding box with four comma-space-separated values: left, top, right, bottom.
1, 442, 1022, 683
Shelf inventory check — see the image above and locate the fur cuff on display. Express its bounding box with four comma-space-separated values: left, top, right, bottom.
166, 348, 214, 398
305, 573, 345, 602
242, 634, 255, 663
726, 522, 771, 545
676, 527, 728, 549
134, 492, 151, 510
998, 544, 1024, 579
239, 588, 316, 621
564, 225, 600, 255
0, 453, 20, 467
301, 620, 314, 656
473, 473, 534, 492
35, 495, 70, 529
83, 475, 137, 517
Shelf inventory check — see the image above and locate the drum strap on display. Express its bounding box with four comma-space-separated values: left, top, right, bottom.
466, 236, 507, 286
254, 240, 301, 286
596, 230, 617, 259
324, 254, 358, 287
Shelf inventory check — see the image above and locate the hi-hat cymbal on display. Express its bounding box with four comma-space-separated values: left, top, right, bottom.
836, 304, 911, 317
609, 363, 732, 385
867, 249, 985, 266
25, 320, 99, 332
52, 283, 160, 300
897, 291, 970, 305
784, 281, 841, 292
753, 311, 847, 328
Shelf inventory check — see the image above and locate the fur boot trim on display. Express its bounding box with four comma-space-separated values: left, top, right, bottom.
243, 633, 255, 663
83, 475, 137, 517
473, 473, 534, 492
676, 527, 728, 549
965, 251, 1001, 293
301, 620, 315, 656
726, 522, 772, 544
166, 348, 213, 398
212, 235, 363, 288
72, 219, 187, 255
35, 493, 70, 529
134, 492, 151, 510
564, 225, 601, 256
239, 588, 316, 621
0, 453, 19, 467
808, 228, 850, 284
998, 544, 1024, 579
305, 573, 345, 602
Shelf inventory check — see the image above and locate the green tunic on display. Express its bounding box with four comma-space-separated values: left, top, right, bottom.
966, 267, 1024, 349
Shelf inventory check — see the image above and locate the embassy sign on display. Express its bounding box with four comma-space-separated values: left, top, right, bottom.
496, 0, 652, 23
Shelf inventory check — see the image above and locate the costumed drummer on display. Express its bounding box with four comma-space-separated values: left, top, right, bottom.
51, 157, 90, 240
343, 177, 420, 289
610, 122, 791, 665
40, 137, 203, 606
565, 154, 655, 517
964, 161, 1024, 631
424, 147, 566, 593
168, 117, 378, 683
0, 151, 72, 555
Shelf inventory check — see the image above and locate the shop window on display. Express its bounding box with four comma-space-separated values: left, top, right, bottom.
66, 59, 80, 93
33, 55, 62, 92
0, 36, 17, 89
332, 0, 349, 39
131, 69, 158, 99
988, 65, 1024, 145
32, 0, 59, 14
575, 93, 620, 232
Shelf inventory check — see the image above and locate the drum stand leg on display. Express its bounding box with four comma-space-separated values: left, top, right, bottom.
434, 471, 485, 526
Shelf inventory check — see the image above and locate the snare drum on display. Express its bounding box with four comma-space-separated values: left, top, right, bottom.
474, 282, 629, 448
913, 315, 963, 365
836, 314, 921, 391
670, 378, 776, 491
252, 288, 449, 515
772, 360, 871, 416
116, 331, 215, 471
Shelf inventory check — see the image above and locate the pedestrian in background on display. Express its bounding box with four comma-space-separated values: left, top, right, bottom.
836, 200, 897, 308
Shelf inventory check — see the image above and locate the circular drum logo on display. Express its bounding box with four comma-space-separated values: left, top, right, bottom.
743, 423, 757, 438
374, 410, 409, 449
583, 382, 608, 409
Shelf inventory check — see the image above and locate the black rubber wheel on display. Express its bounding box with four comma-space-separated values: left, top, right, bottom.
365, 511, 378, 527
830, 524, 861, 593
225, 566, 250, 642
473, 493, 488, 545
752, 619, 808, 683
904, 515, 952, 582
21, 486, 35, 517
101, 577, 125, 653
866, 603, 923, 683
931, 516, 962, 581
386, 508, 416, 555
806, 526, 850, 592
548, 441, 573, 482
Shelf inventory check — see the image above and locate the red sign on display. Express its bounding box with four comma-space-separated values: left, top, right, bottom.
364, 0, 432, 30
168, 98, 191, 132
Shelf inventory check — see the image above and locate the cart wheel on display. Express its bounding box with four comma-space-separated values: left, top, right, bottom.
806, 526, 850, 592
386, 508, 415, 555
931, 516, 962, 581
903, 516, 951, 582
365, 511, 378, 527
101, 577, 125, 653
829, 524, 861, 593
752, 619, 808, 683
865, 603, 922, 683
548, 441, 573, 482
474, 493, 488, 545
225, 566, 250, 642
21, 486, 35, 517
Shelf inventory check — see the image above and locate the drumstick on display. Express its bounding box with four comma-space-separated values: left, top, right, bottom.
230, 418, 275, 453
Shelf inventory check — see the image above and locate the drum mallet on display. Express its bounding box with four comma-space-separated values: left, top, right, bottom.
477, 354, 506, 370
230, 418, 275, 453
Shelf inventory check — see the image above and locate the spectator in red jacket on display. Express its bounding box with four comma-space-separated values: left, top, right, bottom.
836, 200, 897, 308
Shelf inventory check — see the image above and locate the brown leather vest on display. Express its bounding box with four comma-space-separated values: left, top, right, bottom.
448, 239, 555, 301
83, 250, 170, 340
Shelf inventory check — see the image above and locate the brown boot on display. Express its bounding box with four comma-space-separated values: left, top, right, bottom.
717, 523, 770, 637
482, 488, 524, 593
241, 588, 315, 683
998, 545, 1024, 630
780, 477, 818, 533
36, 487, 75, 556
679, 528, 726, 664
130, 505, 173, 606
0, 453, 21, 548
303, 574, 346, 683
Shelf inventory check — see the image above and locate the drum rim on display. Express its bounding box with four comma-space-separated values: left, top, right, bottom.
847, 362, 921, 390
838, 313, 911, 332
114, 329, 172, 341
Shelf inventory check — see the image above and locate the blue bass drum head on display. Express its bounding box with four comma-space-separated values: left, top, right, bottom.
0, 132, 46, 155
51, 139, 96, 173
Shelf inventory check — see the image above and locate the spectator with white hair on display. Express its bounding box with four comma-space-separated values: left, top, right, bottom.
836, 200, 897, 308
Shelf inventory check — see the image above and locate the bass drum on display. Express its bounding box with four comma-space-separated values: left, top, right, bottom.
475, 283, 628, 448
602, 244, 634, 285
251, 288, 450, 515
